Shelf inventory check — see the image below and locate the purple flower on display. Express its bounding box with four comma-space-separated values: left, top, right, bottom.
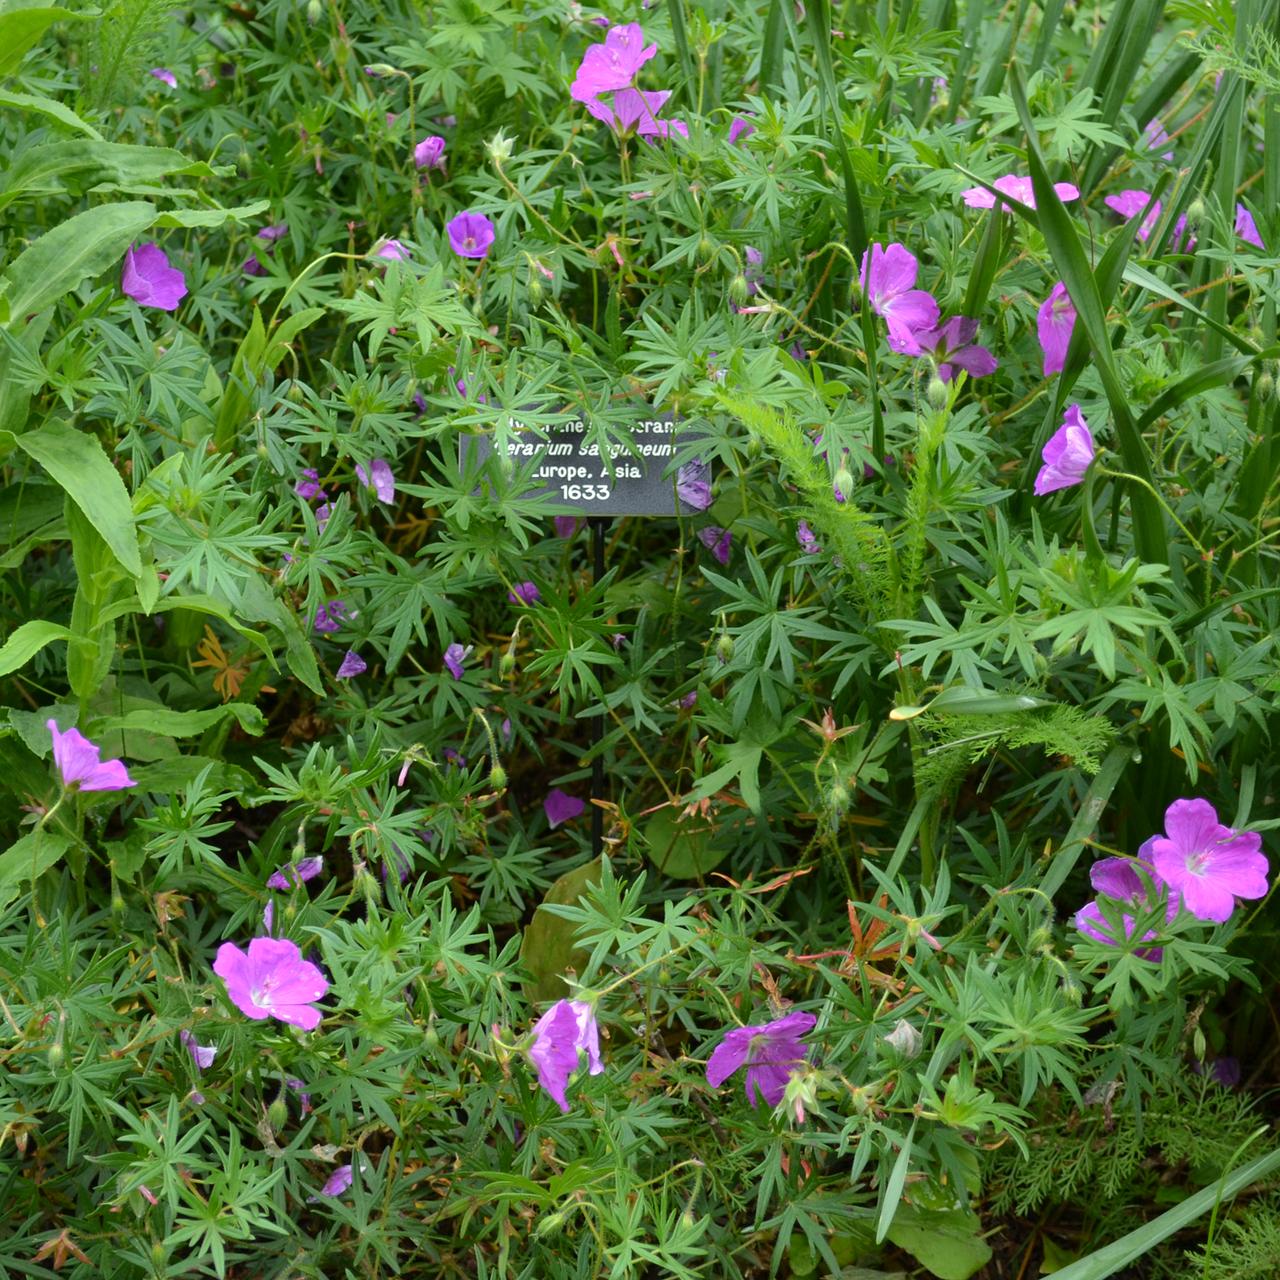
179, 1029, 217, 1071
676, 690, 698, 709
1105, 190, 1162, 242
583, 87, 686, 139
443, 642, 472, 680
414, 135, 447, 170
1149, 798, 1270, 923
1074, 844, 1174, 959
263, 900, 274, 933
336, 650, 367, 678
698, 526, 731, 565
705, 1010, 817, 1108
1037, 282, 1076, 377
447, 211, 496, 259
544, 788, 585, 827
554, 515, 581, 538
412, 392, 428, 419
1145, 119, 1174, 160
1237, 203, 1264, 250
317, 1165, 354, 1197
527, 999, 604, 1112
243, 254, 266, 277
676, 459, 713, 511
1034, 405, 1094, 495
508, 581, 541, 605
356, 459, 395, 503
296, 469, 327, 501
121, 242, 188, 311
797, 521, 821, 554
212, 937, 329, 1030
289, 1078, 312, 1113
149, 68, 177, 88
313, 601, 346, 633
728, 116, 755, 145
266, 856, 324, 891
258, 223, 289, 243
859, 243, 940, 356
1192, 1057, 1241, 1087
372, 238, 410, 262
315, 502, 331, 534
960, 174, 1080, 210
788, 341, 808, 361
443, 748, 467, 769
913, 316, 998, 383
48, 719, 135, 792
569, 22, 657, 102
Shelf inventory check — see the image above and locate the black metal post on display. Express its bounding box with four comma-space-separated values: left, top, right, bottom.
590, 516, 607, 860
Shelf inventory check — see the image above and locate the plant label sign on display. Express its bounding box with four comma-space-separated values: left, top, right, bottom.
461, 411, 709, 516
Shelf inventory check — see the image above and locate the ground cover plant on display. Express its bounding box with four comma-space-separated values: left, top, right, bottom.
3, 0, 1280, 1276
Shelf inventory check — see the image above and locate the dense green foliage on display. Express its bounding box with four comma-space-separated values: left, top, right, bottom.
2, 0, 1280, 1276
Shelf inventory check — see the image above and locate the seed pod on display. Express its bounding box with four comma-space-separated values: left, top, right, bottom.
499, 651, 516, 678
828, 781, 851, 819
696, 235, 716, 264
267, 1096, 288, 1133
927, 376, 948, 410
729, 273, 751, 307
47, 1042, 64, 1070
424, 1022, 440, 1051
306, 0, 323, 23
489, 764, 507, 792
534, 1210, 569, 1240
746, 435, 762, 461
833, 466, 854, 502
1186, 198, 1206, 228
1256, 372, 1274, 402
527, 274, 545, 308
716, 633, 735, 665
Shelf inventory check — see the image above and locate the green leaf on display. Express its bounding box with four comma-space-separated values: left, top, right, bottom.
88, 703, 266, 740
643, 807, 725, 879
683, 739, 764, 812
893, 687, 1054, 720
128, 754, 259, 797
0, 831, 72, 906
153, 200, 272, 229
886, 1204, 992, 1280
1, 200, 155, 327
14, 419, 140, 576
520, 859, 602, 1002
97, 592, 273, 661
0, 620, 75, 676
1039, 742, 1133, 897
876, 1119, 918, 1243
0, 88, 103, 139
0, 5, 91, 77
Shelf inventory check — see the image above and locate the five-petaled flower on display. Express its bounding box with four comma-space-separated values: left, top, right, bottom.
48, 720, 135, 792
443, 642, 472, 680
1237, 203, 1264, 250
1074, 843, 1175, 960
1148, 799, 1269, 923
213, 937, 329, 1029
1035, 405, 1094, 495
705, 1010, 817, 1108
960, 174, 1080, 210
414, 135, 446, 170
446, 211, 496, 259
569, 22, 656, 101
508, 582, 541, 605
179, 1029, 217, 1070
1105, 190, 1162, 242
913, 316, 998, 383
266, 856, 324, 891
1037, 282, 1077, 377
527, 999, 604, 1111
583, 88, 686, 139
356, 459, 395, 503
698, 526, 731, 565
371, 238, 410, 262
122, 243, 188, 311
859, 243, 939, 357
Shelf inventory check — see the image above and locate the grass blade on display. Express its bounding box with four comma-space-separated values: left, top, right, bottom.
1029, 0, 1066, 75
959, 204, 1004, 320
758, 0, 786, 98
1040, 743, 1131, 897
665, 0, 696, 104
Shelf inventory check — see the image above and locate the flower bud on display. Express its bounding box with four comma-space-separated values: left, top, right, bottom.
1256, 372, 1274, 402
927, 376, 948, 410
828, 781, 851, 819
1062, 0, 1075, 19
151, 1242, 167, 1265
424, 1021, 440, 1051
716, 634, 735, 665
746, 435, 762, 461
534, 1210, 569, 1239
499, 650, 516, 678
527, 274, 545, 308
306, 0, 323, 23
1060, 975, 1082, 1006
833, 466, 854, 503
267, 1095, 288, 1132
1193, 1026, 1207, 1061
485, 128, 514, 165
729, 273, 751, 307
883, 1018, 922, 1058
286, 380, 306, 404
696, 236, 716, 264
365, 63, 397, 77
47, 1042, 64, 1070
112, 892, 126, 919
489, 764, 507, 792
332, 36, 350, 66
1186, 198, 1206, 228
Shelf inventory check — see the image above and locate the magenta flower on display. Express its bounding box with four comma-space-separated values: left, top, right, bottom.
584, 88, 687, 139
1034, 405, 1094, 495
179, 1029, 217, 1070
528, 999, 604, 1111
443, 642, 472, 680
48, 719, 134, 792
554, 515, 581, 538
336, 650, 367, 678
317, 1165, 353, 1197
1037, 282, 1076, 377
706, 1010, 817, 1108
569, 22, 656, 102
508, 582, 541, 605
677, 690, 698, 709
913, 316, 998, 383
1145, 119, 1174, 160
676, 459, 713, 511
1105, 190, 1162, 242
149, 68, 177, 88
372, 238, 410, 262
1074, 844, 1175, 959
258, 223, 289, 243
243, 254, 266, 277
797, 521, 821, 555
414, 135, 446, 170
698, 526, 731, 565
314, 502, 332, 534
860, 243, 940, 357
544, 788, 586, 827
356, 458, 395, 503
296, 469, 326, 501
729, 116, 755, 145
313, 602, 346, 633
1237, 204, 1264, 250
1149, 799, 1269, 923
447, 211, 496, 259
960, 174, 1080, 210
122, 243, 188, 311
212, 937, 328, 1030
266, 856, 324, 890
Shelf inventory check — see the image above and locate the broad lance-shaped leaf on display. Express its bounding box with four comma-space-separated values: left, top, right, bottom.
0, 6, 92, 78
1009, 63, 1168, 568
0, 832, 72, 907
0, 88, 103, 140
